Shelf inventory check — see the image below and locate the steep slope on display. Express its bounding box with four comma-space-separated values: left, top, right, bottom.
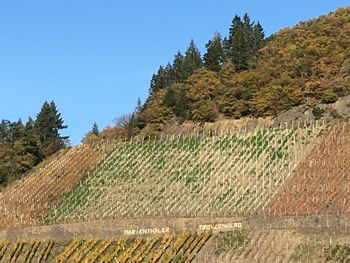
45, 122, 324, 224
133, 7, 350, 137
0, 143, 113, 228
267, 123, 350, 215
195, 230, 350, 263
0, 232, 210, 263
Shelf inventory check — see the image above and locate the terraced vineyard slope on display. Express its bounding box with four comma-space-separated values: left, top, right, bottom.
267, 123, 350, 215
195, 229, 350, 263
45, 122, 325, 224
0, 232, 210, 262
0, 143, 113, 228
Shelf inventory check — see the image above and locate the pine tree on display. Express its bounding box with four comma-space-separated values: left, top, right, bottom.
23, 117, 41, 163
225, 15, 250, 71
253, 22, 265, 53
0, 120, 10, 142
224, 14, 265, 71
164, 84, 190, 119
136, 97, 142, 113
203, 32, 225, 72
35, 101, 68, 158
183, 40, 203, 79
91, 122, 99, 136
9, 119, 25, 142
149, 66, 167, 93
172, 52, 186, 83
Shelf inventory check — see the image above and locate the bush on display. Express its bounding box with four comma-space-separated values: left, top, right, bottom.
312, 106, 325, 119
322, 89, 338, 104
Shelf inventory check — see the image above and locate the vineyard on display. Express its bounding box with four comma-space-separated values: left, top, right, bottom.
45, 121, 324, 224
267, 123, 350, 215
195, 229, 350, 262
1, 230, 350, 262
0, 143, 114, 228
0, 120, 350, 262
0, 232, 210, 262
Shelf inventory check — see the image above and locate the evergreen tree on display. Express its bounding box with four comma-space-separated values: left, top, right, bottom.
224, 14, 265, 71
149, 66, 167, 93
203, 32, 225, 72
35, 101, 68, 158
243, 13, 255, 59
253, 22, 265, 53
91, 122, 99, 136
136, 97, 142, 113
225, 15, 250, 71
23, 117, 41, 163
183, 40, 203, 79
8, 119, 25, 142
164, 84, 190, 119
0, 103, 71, 187
0, 120, 10, 142
149, 64, 175, 97
172, 52, 186, 83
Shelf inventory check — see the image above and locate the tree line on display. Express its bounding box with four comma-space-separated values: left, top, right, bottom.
128, 13, 266, 136
0, 101, 68, 187
125, 9, 350, 137
148, 14, 264, 96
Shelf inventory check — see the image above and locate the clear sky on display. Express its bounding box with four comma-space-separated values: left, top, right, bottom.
0, 0, 349, 144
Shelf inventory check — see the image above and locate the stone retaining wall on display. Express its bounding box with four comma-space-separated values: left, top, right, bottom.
1, 214, 350, 242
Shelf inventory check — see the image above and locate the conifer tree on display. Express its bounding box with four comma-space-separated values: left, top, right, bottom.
0, 120, 10, 142
204, 32, 225, 72
225, 15, 250, 71
136, 97, 142, 113
150, 66, 168, 93
9, 119, 25, 142
35, 101, 68, 158
172, 52, 186, 83
224, 14, 265, 71
23, 117, 40, 162
164, 84, 190, 119
183, 40, 203, 79
253, 22, 265, 53
91, 122, 99, 136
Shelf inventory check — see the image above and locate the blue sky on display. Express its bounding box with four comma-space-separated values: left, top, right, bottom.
0, 0, 349, 144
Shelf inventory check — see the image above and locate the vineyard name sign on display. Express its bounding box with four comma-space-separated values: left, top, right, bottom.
123, 227, 170, 236
123, 221, 242, 236
198, 222, 242, 231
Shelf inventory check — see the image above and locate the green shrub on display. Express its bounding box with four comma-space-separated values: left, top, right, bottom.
322, 89, 338, 104
312, 106, 325, 119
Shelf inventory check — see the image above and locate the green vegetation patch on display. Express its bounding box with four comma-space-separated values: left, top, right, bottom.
214, 231, 249, 256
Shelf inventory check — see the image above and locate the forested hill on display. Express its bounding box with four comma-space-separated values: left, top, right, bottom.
127, 8, 350, 137
0, 101, 68, 187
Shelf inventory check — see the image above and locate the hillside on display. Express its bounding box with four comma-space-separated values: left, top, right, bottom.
1, 8, 350, 263
0, 119, 349, 262
127, 7, 350, 138
45, 122, 322, 224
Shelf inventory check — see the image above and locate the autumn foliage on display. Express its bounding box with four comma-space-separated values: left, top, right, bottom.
131, 8, 350, 135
